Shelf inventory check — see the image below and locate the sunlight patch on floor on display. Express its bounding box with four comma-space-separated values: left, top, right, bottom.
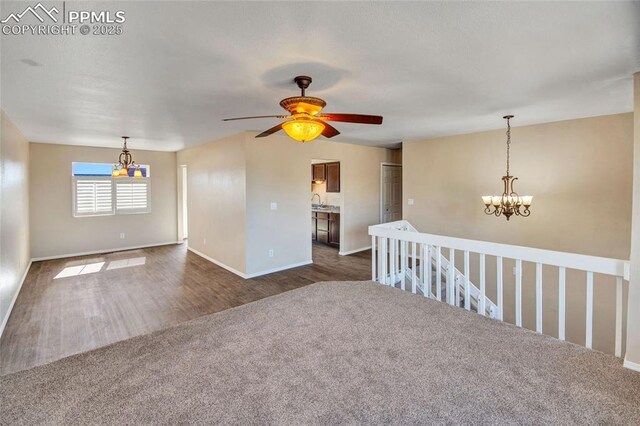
54, 262, 105, 279
106, 257, 146, 270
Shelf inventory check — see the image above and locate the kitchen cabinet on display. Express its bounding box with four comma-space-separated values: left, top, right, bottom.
325, 162, 340, 192
311, 162, 340, 193
312, 164, 326, 182
329, 213, 340, 245
312, 211, 339, 247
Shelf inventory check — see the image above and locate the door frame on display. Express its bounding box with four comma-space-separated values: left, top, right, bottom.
380, 162, 402, 223
177, 165, 188, 241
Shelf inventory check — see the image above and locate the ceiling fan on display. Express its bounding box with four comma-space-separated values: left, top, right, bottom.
223, 75, 383, 142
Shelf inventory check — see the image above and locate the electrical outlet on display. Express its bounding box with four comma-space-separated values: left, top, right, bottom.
408, 198, 415, 205
120, 233, 125, 239
270, 202, 278, 210
203, 238, 207, 245
513, 266, 517, 275
268, 249, 274, 257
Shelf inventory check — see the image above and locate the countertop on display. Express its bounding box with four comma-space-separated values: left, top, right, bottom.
312, 205, 340, 213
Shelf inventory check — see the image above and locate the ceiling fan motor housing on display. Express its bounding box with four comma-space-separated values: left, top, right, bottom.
279, 96, 326, 114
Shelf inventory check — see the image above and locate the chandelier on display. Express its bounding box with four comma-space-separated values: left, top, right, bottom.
482, 115, 532, 220
112, 136, 142, 178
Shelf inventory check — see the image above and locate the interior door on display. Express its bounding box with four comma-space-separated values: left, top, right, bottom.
381, 164, 402, 223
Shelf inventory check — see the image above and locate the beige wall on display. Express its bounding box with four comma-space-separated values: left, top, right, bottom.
404, 113, 633, 355
30, 143, 178, 259
388, 148, 402, 165
0, 111, 30, 335
178, 132, 393, 277
627, 73, 640, 369
176, 134, 247, 274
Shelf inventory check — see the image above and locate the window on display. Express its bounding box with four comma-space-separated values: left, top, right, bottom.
73, 178, 114, 216
72, 162, 151, 217
116, 182, 149, 213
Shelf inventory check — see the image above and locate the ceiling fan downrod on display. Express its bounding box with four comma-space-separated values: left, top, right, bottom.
294, 75, 312, 97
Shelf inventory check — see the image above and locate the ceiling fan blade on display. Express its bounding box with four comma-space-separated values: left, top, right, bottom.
255, 123, 283, 138
321, 121, 340, 138
223, 115, 287, 121
317, 113, 383, 125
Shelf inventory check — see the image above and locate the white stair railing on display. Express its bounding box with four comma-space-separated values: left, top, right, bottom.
382, 224, 498, 317
369, 220, 631, 357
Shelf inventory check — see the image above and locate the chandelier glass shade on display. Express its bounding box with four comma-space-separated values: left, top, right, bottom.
482, 115, 532, 220
282, 117, 325, 143
112, 136, 142, 178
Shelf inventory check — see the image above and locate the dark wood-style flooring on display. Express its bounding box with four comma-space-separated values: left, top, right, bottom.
0, 242, 371, 375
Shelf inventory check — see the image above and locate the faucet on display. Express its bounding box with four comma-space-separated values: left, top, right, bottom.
312, 193, 322, 206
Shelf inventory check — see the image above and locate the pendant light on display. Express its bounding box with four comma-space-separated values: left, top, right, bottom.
482, 115, 533, 220
112, 136, 142, 178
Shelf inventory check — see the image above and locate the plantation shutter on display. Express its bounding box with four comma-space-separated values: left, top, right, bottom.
115, 180, 150, 213
73, 179, 113, 216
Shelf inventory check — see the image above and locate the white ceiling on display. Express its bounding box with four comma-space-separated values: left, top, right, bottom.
1, 1, 639, 151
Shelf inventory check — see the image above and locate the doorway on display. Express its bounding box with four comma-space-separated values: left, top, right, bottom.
380, 163, 402, 223
311, 159, 342, 254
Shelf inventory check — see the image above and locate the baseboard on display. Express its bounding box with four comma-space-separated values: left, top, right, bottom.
188, 247, 312, 279
187, 247, 248, 278
339, 246, 371, 256
623, 359, 640, 372
31, 241, 181, 262
0, 260, 33, 339
245, 260, 313, 279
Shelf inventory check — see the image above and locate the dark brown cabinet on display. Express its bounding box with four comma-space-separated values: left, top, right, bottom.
329, 213, 340, 245
311, 162, 340, 192
312, 211, 339, 246
312, 164, 326, 182
325, 162, 340, 192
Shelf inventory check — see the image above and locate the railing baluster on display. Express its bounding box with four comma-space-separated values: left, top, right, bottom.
448, 248, 455, 305
536, 262, 543, 334
586, 271, 594, 349
464, 251, 470, 311
426, 246, 432, 298
479, 253, 486, 316
558, 267, 566, 340
411, 242, 417, 294
454, 250, 461, 306
380, 237, 387, 285
497, 256, 503, 320
515, 259, 522, 327
419, 243, 428, 296
390, 239, 396, 287
615, 276, 623, 358
400, 240, 406, 291
436, 246, 442, 301
371, 236, 377, 282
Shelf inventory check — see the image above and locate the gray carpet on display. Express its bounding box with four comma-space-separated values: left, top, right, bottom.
1, 281, 639, 425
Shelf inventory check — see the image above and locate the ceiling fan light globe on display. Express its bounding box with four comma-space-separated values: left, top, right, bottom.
282, 119, 325, 143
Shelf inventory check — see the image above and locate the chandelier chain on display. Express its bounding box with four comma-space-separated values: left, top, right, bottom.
506, 116, 511, 176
